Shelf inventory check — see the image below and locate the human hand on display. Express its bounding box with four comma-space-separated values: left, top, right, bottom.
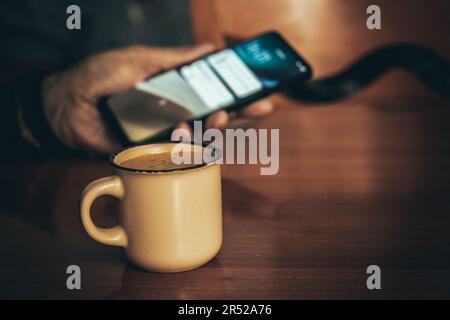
43, 44, 274, 154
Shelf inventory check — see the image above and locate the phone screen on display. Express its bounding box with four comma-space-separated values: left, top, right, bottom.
107, 32, 311, 143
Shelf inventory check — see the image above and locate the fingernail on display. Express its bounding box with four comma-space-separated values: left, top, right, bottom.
198, 43, 215, 51
260, 100, 274, 111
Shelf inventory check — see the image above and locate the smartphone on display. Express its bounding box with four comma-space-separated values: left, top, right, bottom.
99, 31, 312, 145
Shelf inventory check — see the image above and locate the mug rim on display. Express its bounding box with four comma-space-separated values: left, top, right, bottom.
110, 141, 222, 174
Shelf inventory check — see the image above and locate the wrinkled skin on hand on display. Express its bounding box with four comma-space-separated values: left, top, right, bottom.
43, 44, 274, 154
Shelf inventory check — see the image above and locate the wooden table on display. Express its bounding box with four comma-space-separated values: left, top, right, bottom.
1, 86, 450, 299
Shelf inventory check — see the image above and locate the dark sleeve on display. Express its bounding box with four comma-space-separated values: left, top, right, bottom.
0, 1, 79, 159
0, 71, 75, 160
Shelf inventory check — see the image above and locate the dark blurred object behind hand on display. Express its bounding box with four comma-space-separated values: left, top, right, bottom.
0, 0, 274, 159
0, 0, 194, 159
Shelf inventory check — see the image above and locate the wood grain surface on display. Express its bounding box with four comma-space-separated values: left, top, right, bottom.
0, 0, 449, 299
1, 82, 449, 298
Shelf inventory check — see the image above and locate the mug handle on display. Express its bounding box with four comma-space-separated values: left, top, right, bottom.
80, 176, 128, 247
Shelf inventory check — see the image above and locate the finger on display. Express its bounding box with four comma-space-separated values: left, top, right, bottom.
69, 107, 123, 154
134, 44, 215, 71
76, 127, 122, 155
79, 43, 217, 100
172, 122, 193, 141
237, 99, 275, 118
205, 110, 229, 130
92, 136, 122, 155
84, 44, 216, 97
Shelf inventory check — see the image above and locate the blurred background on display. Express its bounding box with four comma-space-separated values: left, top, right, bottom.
1, 0, 450, 299
191, 0, 450, 101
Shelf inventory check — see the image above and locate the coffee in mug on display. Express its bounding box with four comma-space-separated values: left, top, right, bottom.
120, 151, 205, 171
79, 143, 222, 273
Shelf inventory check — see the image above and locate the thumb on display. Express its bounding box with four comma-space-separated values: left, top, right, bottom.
135, 43, 216, 71
82, 44, 216, 99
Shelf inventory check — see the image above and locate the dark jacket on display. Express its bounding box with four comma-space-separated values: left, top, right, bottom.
0, 0, 192, 158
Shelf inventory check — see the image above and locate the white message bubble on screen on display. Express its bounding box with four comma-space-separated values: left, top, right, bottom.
180, 61, 235, 110
207, 49, 263, 98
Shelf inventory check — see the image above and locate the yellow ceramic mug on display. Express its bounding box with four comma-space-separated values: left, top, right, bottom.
79, 143, 222, 273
